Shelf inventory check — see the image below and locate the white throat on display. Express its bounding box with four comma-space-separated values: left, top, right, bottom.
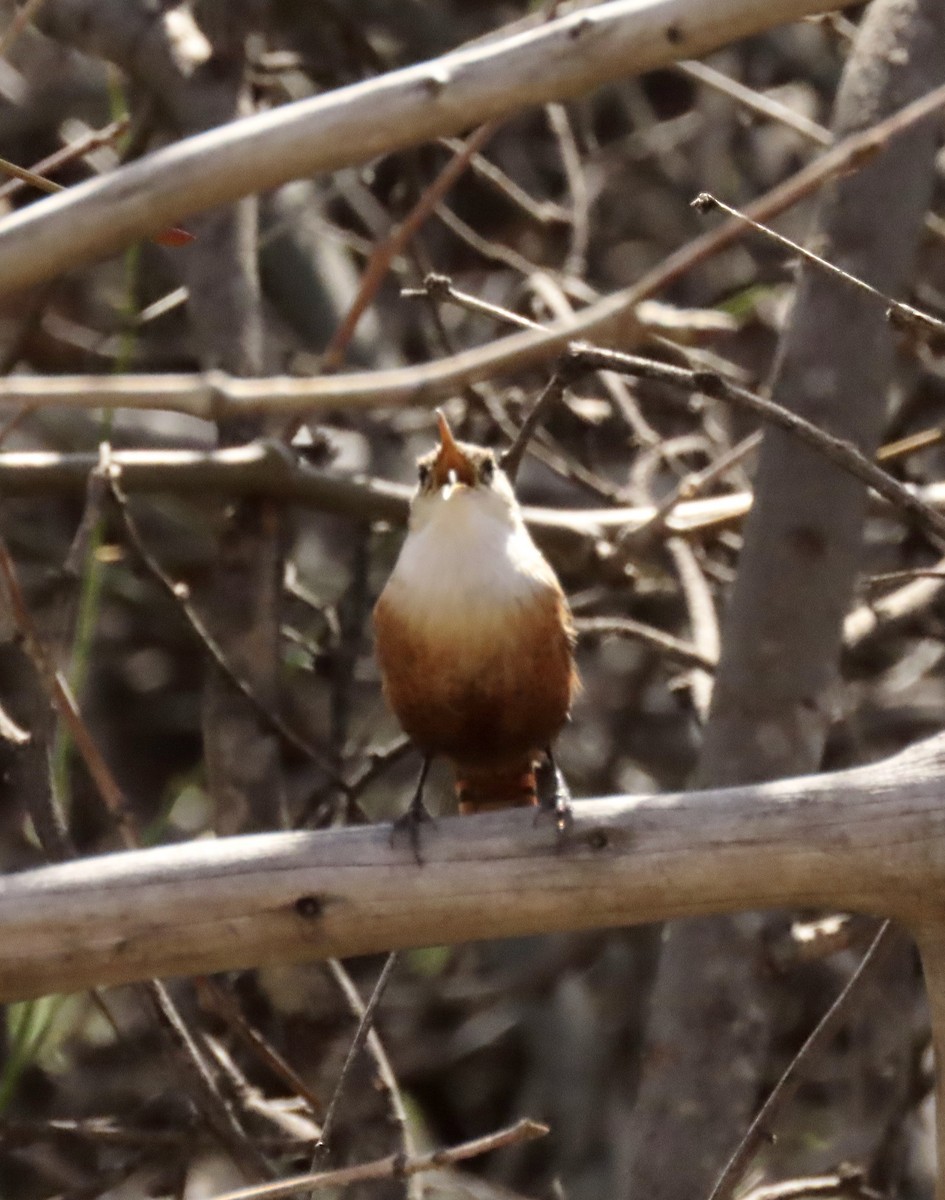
384, 483, 556, 634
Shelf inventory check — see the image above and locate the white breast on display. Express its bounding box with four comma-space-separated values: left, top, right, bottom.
382, 486, 558, 641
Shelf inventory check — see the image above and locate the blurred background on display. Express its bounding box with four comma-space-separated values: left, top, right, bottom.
0, 3, 941, 1199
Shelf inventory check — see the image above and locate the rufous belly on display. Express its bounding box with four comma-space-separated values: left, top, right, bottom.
373, 586, 576, 787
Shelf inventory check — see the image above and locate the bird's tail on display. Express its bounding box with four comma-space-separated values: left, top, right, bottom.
455, 761, 538, 814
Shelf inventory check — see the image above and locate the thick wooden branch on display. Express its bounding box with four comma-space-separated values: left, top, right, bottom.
0, 0, 854, 297
1, 734, 943, 1002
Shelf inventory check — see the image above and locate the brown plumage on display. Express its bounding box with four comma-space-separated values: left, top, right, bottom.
373, 413, 578, 814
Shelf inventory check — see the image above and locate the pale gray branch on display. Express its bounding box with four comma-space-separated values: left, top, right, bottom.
0, 0, 853, 296
0, 443, 738, 553
0, 446, 942, 549
0, 733, 943, 1002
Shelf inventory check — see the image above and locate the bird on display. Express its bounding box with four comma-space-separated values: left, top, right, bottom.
373, 411, 578, 842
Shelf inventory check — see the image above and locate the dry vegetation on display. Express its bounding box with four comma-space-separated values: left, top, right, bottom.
2, 1, 945, 1199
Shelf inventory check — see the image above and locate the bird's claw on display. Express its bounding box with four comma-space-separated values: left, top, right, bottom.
391, 798, 436, 864
535, 754, 573, 840
533, 795, 574, 838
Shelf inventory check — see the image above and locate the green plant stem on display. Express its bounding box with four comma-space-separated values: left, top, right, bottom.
50, 236, 140, 805
0, 997, 64, 1113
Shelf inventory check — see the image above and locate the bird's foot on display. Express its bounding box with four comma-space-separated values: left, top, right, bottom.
391, 758, 435, 864
535, 752, 573, 837
391, 795, 436, 864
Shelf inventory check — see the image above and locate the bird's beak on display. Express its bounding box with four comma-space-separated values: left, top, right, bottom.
434, 411, 475, 490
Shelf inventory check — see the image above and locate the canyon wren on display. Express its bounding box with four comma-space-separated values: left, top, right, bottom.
373, 412, 578, 832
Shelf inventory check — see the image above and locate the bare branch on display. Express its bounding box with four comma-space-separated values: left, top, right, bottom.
208, 1118, 548, 1200
1, 733, 944, 1001
0, 0, 857, 295
1, 445, 944, 556
707, 923, 894, 1200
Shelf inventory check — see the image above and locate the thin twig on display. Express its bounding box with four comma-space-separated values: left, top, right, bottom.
575, 616, 717, 672
866, 567, 945, 584
195, 978, 325, 1123
320, 122, 499, 373
404, 273, 541, 331
500, 369, 568, 483
105, 463, 340, 780
0, 534, 137, 848
0, 118, 129, 204
0, 135, 188, 249
434, 203, 540, 275
845, 555, 945, 649
678, 60, 832, 145
665, 538, 718, 721
0, 0, 47, 58
438, 136, 570, 225
546, 102, 589, 277
0, 529, 271, 1176
341, 738, 414, 809
876, 426, 945, 462
0, 154, 66, 197
567, 343, 945, 542
315, 952, 400, 1161
209, 1118, 548, 1200
706, 923, 893, 1200
296, 736, 414, 830
739, 1172, 882, 1200
527, 270, 666, 453
0, 402, 36, 447
146, 978, 272, 1180
0, 1115, 318, 1152
625, 431, 762, 546
693, 191, 945, 336
201, 1033, 321, 1149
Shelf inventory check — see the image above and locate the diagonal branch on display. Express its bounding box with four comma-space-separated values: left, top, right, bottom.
0, 0, 858, 296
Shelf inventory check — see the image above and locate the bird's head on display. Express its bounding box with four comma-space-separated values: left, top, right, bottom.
410, 411, 517, 531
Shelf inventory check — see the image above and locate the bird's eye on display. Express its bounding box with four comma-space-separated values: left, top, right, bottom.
418, 463, 431, 487
479, 457, 495, 485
